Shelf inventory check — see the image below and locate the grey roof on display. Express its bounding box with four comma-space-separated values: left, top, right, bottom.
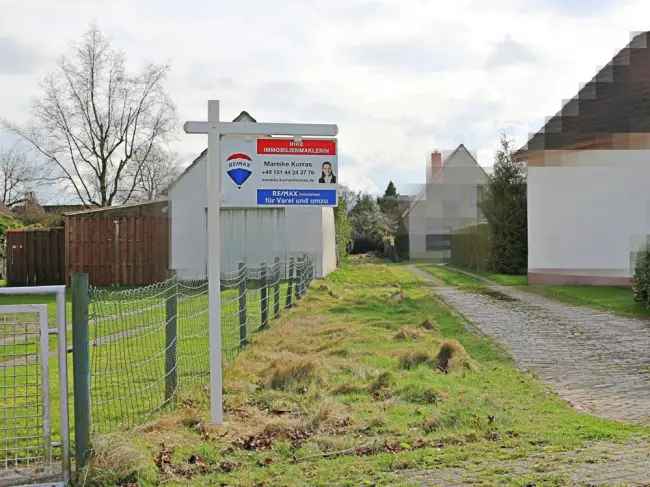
403, 144, 486, 218
165, 110, 256, 193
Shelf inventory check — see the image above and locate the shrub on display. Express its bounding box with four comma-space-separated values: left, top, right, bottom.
633, 247, 650, 308
334, 198, 352, 260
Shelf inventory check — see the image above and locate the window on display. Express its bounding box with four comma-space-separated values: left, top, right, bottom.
425, 234, 451, 251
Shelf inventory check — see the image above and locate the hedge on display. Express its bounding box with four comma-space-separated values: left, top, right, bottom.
450, 223, 490, 272
633, 246, 650, 308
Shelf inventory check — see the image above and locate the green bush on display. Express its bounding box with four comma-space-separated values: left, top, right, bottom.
633, 247, 650, 308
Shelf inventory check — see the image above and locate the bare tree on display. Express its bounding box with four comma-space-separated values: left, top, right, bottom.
0, 144, 38, 207
3, 26, 176, 207
130, 147, 180, 201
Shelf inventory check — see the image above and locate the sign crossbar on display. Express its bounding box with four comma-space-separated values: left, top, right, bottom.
183, 121, 338, 137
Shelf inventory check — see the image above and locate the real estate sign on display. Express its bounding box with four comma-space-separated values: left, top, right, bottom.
221, 136, 338, 207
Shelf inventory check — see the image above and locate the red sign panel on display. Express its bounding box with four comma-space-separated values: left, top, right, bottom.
257, 138, 337, 156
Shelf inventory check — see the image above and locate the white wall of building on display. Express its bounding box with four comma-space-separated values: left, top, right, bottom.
168, 153, 336, 279
528, 150, 650, 278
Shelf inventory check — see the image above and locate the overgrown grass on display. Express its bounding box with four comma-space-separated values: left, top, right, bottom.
83, 261, 650, 486
524, 285, 650, 319
421, 264, 528, 287
483, 272, 528, 286
0, 281, 292, 464
415, 263, 482, 288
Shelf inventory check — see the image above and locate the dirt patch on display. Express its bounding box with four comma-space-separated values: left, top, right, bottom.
477, 288, 518, 302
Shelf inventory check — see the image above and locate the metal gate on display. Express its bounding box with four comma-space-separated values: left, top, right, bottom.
0, 287, 70, 486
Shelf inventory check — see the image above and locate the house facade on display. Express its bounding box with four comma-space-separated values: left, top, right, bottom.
167, 112, 337, 279
517, 32, 650, 286
407, 144, 488, 261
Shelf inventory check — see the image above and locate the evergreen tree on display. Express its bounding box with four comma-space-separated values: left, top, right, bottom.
384, 181, 397, 197
480, 134, 527, 274
377, 181, 399, 213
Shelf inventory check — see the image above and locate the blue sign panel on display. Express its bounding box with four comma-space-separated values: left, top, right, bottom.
257, 189, 337, 206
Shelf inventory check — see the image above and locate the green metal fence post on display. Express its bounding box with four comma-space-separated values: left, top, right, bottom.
72, 272, 91, 474
164, 279, 178, 403
285, 257, 294, 308
295, 256, 304, 301
260, 262, 268, 328
238, 262, 247, 346
284, 257, 293, 308
273, 257, 280, 319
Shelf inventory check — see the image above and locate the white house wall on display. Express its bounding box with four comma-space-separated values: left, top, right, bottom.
169, 154, 208, 278
528, 150, 650, 282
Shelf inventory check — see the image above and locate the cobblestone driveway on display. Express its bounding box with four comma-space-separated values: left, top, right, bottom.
410, 266, 650, 423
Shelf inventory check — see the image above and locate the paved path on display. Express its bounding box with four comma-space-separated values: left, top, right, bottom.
409, 266, 650, 423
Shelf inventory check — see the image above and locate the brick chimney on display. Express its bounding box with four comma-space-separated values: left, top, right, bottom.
426, 151, 442, 183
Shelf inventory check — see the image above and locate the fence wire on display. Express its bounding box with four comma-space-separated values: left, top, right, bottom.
87, 256, 314, 432
0, 305, 66, 486
0, 310, 44, 469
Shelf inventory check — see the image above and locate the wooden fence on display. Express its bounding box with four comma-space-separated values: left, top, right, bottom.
6, 228, 66, 286
65, 214, 169, 287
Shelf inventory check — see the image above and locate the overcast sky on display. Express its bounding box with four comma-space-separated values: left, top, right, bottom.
1, 0, 648, 200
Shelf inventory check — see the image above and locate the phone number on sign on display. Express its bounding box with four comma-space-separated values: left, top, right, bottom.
261, 169, 315, 176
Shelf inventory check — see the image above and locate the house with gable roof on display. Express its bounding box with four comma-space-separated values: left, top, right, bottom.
406, 144, 488, 261
516, 31, 650, 285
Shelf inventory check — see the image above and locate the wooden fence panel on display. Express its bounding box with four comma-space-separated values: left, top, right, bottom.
6, 228, 65, 286
65, 214, 169, 287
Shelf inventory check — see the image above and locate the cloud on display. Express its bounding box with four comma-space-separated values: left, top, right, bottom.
485, 36, 537, 69
2, 0, 650, 199
525, 0, 622, 17
250, 81, 348, 123
347, 41, 467, 73
0, 37, 41, 74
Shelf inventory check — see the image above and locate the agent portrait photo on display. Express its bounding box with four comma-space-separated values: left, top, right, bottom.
318, 161, 336, 183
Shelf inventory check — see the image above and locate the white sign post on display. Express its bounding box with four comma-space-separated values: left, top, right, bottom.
184, 100, 338, 424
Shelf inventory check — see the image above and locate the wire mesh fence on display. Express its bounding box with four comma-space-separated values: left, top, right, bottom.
0, 304, 67, 486
86, 255, 314, 433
